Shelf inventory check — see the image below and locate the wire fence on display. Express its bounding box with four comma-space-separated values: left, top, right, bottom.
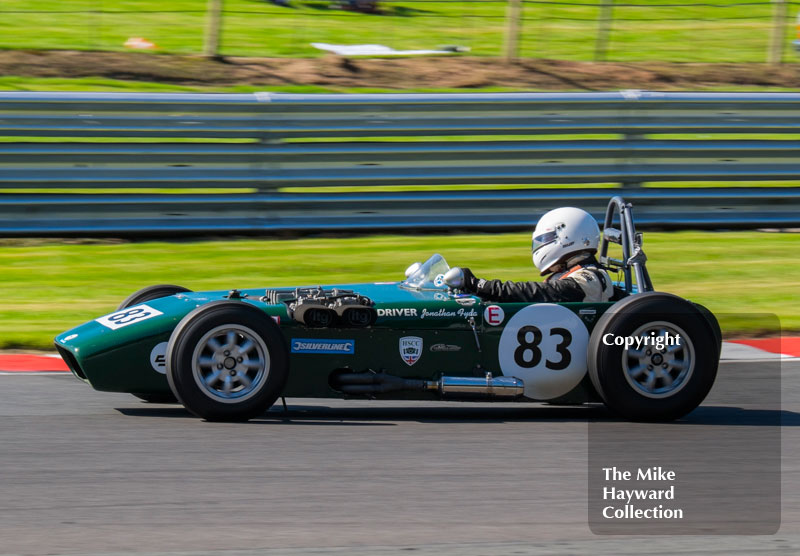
0, 1, 799, 62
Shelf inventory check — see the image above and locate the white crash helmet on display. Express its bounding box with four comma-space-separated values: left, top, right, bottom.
531, 207, 600, 275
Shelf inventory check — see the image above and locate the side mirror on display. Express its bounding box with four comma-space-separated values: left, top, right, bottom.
443, 267, 465, 288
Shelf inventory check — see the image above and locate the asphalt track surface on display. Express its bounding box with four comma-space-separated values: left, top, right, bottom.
0, 360, 798, 555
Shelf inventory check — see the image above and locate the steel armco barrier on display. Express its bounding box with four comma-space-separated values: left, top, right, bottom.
1, 91, 800, 235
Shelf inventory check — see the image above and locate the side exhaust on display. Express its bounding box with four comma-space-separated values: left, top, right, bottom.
331, 370, 524, 399
435, 374, 524, 398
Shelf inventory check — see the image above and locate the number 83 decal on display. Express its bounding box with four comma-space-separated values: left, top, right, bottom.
514, 325, 572, 370
96, 304, 164, 330
497, 304, 589, 400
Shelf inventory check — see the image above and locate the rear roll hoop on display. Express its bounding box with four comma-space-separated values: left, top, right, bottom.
599, 196, 654, 294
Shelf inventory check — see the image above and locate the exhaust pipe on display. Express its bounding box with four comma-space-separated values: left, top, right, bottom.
332, 370, 524, 399
433, 373, 524, 398
334, 372, 425, 394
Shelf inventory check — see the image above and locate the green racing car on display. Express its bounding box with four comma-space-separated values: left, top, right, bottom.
55, 197, 721, 422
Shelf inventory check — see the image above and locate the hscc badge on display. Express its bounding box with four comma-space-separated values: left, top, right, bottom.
399, 336, 423, 366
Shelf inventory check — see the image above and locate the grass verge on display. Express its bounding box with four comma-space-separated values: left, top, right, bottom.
1, 231, 797, 350
0, 0, 796, 62
4, 74, 800, 95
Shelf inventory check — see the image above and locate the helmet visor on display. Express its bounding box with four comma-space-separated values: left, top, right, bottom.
532, 230, 558, 253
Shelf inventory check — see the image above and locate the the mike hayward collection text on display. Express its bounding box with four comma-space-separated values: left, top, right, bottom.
601, 466, 684, 520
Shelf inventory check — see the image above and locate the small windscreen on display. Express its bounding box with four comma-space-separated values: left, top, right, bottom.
402, 254, 450, 290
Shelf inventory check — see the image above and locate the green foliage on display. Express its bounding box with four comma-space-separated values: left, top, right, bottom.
1, 231, 796, 349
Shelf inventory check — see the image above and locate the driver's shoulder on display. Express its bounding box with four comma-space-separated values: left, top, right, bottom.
562, 264, 609, 283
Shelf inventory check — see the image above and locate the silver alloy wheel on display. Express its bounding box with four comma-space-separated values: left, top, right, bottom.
191, 324, 270, 403
621, 321, 695, 399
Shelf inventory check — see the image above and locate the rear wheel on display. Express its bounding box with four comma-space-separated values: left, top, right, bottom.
166, 301, 288, 422
693, 302, 722, 359
118, 284, 192, 404
588, 292, 719, 421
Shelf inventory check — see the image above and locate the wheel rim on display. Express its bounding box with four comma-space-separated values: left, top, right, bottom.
621, 321, 695, 399
191, 324, 270, 403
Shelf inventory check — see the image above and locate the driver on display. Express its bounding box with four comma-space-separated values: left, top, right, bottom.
446, 207, 614, 303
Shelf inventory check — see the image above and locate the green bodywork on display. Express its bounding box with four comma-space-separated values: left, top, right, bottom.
55, 279, 613, 403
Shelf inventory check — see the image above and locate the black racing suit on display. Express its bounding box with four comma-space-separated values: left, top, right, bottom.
461, 255, 614, 303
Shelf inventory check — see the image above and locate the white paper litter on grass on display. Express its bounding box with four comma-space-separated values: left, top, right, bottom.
311, 43, 464, 56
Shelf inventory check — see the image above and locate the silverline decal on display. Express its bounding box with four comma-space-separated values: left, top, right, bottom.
291, 339, 355, 355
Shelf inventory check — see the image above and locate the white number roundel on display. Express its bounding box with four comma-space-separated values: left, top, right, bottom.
150, 341, 168, 374
497, 304, 589, 400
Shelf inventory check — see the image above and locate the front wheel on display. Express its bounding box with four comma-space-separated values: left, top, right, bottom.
118, 284, 192, 404
588, 292, 719, 422
166, 301, 289, 422
117, 284, 192, 312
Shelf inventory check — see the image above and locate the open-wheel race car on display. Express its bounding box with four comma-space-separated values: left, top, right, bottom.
55, 197, 721, 422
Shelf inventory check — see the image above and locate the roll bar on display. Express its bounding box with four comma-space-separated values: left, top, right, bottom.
598, 196, 654, 294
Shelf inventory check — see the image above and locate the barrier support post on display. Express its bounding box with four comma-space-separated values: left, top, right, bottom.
204, 0, 224, 58
504, 0, 523, 63
594, 0, 614, 62
768, 0, 787, 65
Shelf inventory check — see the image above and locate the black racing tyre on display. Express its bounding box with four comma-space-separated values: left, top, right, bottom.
166, 301, 289, 422
117, 284, 192, 311
119, 285, 192, 404
692, 302, 722, 359
588, 292, 719, 422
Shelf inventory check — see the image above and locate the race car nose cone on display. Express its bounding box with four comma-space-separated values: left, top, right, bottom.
223, 357, 237, 369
